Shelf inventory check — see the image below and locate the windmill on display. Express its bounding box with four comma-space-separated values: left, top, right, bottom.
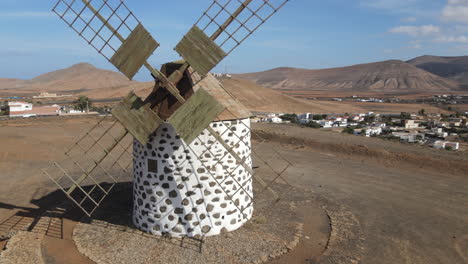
43, 0, 292, 238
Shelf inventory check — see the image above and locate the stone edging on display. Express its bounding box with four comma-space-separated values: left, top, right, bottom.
251, 222, 304, 264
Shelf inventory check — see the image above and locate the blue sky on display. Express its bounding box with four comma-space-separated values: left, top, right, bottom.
0, 0, 467, 81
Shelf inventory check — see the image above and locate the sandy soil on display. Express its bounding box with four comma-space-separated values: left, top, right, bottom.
253, 123, 467, 264
71, 183, 319, 264
0, 117, 467, 264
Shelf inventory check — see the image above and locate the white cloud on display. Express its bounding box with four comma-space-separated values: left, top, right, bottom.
0, 11, 53, 18
409, 40, 422, 49
442, 0, 468, 23
401, 16, 417, 22
361, 0, 421, 10
435, 35, 468, 43
454, 44, 468, 51
389, 25, 441, 37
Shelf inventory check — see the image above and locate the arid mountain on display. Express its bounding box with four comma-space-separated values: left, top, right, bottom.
0, 78, 27, 90
0, 63, 136, 94
1, 63, 363, 113
407, 55, 468, 86
220, 78, 364, 113
234, 60, 459, 92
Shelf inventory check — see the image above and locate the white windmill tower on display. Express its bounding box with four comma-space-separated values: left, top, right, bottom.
44, 0, 291, 238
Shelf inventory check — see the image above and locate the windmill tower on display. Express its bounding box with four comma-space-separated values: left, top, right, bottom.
44, 0, 291, 238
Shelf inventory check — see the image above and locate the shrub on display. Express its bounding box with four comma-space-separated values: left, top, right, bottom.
312, 114, 323, 120
280, 113, 298, 123
305, 121, 321, 128
342, 127, 354, 134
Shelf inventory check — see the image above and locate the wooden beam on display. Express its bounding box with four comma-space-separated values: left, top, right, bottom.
206, 126, 279, 200
211, 0, 253, 40
66, 130, 128, 195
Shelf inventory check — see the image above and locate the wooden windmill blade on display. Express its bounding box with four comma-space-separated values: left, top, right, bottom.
169, 0, 291, 202
52, 0, 185, 101
175, 0, 289, 77
52, 0, 158, 80
43, 115, 135, 217
46, 0, 165, 217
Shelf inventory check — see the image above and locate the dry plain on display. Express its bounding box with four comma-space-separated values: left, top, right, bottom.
0, 117, 466, 263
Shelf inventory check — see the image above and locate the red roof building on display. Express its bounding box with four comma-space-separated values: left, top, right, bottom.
8, 102, 60, 118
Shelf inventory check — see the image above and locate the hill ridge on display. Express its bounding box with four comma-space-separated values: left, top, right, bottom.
234, 59, 460, 92
407, 55, 468, 86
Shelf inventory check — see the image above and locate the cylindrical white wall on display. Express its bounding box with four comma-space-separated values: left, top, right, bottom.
132, 118, 253, 237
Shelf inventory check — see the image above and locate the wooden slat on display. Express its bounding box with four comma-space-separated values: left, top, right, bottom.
110, 24, 159, 80
168, 88, 225, 144
194, 73, 251, 121
67, 129, 128, 195
112, 92, 163, 145
211, 0, 253, 40
175, 26, 227, 76
206, 126, 279, 201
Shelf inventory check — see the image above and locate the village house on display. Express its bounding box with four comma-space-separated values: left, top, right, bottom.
364, 127, 383, 137
448, 118, 463, 127
404, 120, 420, 129
433, 141, 460, 150
430, 128, 449, 138
371, 122, 386, 128
392, 132, 425, 143
318, 120, 333, 128
349, 115, 363, 122
298, 113, 312, 120
268, 116, 283, 123
8, 101, 60, 118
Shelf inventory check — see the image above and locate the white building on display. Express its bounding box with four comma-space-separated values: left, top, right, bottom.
365, 127, 382, 137
392, 132, 425, 143
433, 141, 459, 150
8, 101, 32, 112
431, 128, 448, 138
268, 117, 283, 123
405, 120, 419, 129
318, 120, 333, 128
298, 113, 312, 120
372, 122, 387, 128
8, 101, 60, 118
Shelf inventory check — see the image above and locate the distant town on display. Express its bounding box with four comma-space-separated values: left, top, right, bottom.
0, 94, 104, 119
1, 91, 467, 153
254, 110, 468, 152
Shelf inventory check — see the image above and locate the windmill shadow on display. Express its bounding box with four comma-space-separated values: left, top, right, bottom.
0, 182, 204, 252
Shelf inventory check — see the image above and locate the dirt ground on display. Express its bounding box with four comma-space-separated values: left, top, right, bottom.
0, 117, 467, 263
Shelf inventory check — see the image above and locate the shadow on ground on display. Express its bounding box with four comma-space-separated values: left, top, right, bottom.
0, 182, 204, 252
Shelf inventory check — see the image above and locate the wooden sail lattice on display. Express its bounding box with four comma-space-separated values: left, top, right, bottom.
175, 0, 289, 77
194, 0, 289, 55
43, 116, 134, 217
53, 0, 142, 62
52, 0, 159, 80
